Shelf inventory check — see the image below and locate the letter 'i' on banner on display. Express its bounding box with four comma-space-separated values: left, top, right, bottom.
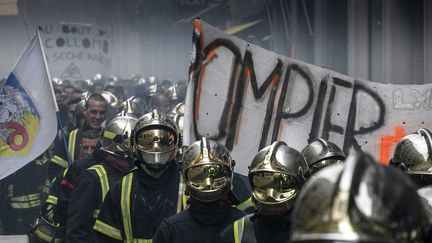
0, 31, 58, 180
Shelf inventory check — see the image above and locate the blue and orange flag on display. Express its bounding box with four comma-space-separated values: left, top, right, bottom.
0, 32, 57, 179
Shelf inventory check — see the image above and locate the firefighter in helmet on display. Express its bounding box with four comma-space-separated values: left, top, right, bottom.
93, 110, 181, 242
220, 141, 309, 243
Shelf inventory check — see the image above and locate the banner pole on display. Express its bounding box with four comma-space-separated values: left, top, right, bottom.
37, 30, 72, 167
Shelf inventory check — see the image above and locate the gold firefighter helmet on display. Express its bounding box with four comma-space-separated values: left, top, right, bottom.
391, 128, 432, 186
100, 114, 137, 159
290, 153, 427, 243
132, 110, 178, 175
302, 138, 345, 175
249, 141, 309, 215
182, 137, 234, 202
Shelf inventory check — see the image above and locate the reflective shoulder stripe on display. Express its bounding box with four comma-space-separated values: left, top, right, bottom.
68, 129, 78, 162
52, 155, 68, 168
121, 173, 134, 240
93, 219, 122, 240
182, 192, 188, 210
88, 164, 110, 203
233, 217, 245, 243
236, 197, 253, 211
46, 195, 58, 205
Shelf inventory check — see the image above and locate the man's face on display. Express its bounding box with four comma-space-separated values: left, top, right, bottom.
67, 103, 77, 126
79, 137, 98, 160
153, 95, 171, 113
84, 100, 107, 129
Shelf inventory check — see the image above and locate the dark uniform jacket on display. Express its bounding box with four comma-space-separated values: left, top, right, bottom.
44, 151, 101, 227
66, 159, 128, 243
0, 154, 50, 234
220, 211, 292, 243
153, 200, 245, 243
93, 162, 180, 242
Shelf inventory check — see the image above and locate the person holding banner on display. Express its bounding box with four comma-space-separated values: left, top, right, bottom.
153, 137, 244, 243
48, 93, 108, 180
220, 141, 309, 243
93, 110, 180, 242
66, 114, 137, 242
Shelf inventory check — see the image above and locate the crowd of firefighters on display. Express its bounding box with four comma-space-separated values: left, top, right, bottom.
0, 73, 432, 242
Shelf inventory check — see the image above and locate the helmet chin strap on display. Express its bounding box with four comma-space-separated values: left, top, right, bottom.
140, 162, 170, 178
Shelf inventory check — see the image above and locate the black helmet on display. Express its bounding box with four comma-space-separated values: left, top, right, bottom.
390, 128, 432, 187
301, 138, 345, 175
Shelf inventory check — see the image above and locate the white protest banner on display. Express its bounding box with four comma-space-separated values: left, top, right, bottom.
184, 20, 432, 175
27, 22, 112, 80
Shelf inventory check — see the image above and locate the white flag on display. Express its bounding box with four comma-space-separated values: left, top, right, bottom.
0, 33, 57, 179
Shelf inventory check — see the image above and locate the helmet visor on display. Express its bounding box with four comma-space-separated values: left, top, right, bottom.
186, 164, 230, 192
310, 159, 344, 175
251, 171, 298, 202
136, 128, 176, 153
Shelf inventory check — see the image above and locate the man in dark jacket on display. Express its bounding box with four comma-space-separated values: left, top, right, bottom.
66, 114, 138, 242
93, 110, 181, 242
153, 137, 244, 243
220, 141, 309, 243
48, 94, 107, 180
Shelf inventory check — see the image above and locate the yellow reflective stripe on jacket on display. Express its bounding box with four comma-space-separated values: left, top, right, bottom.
11, 200, 41, 209
34, 228, 64, 243
121, 174, 134, 240
68, 129, 78, 162
46, 195, 58, 205
10, 193, 41, 209
182, 192, 188, 210
42, 179, 52, 195
52, 155, 68, 168
88, 165, 110, 201
236, 197, 253, 211
93, 219, 122, 240
88, 164, 109, 219
125, 239, 152, 243
11, 193, 40, 201
233, 217, 245, 243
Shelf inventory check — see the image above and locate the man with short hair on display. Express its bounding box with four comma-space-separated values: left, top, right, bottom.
48, 94, 108, 180
149, 93, 171, 113
77, 130, 99, 160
